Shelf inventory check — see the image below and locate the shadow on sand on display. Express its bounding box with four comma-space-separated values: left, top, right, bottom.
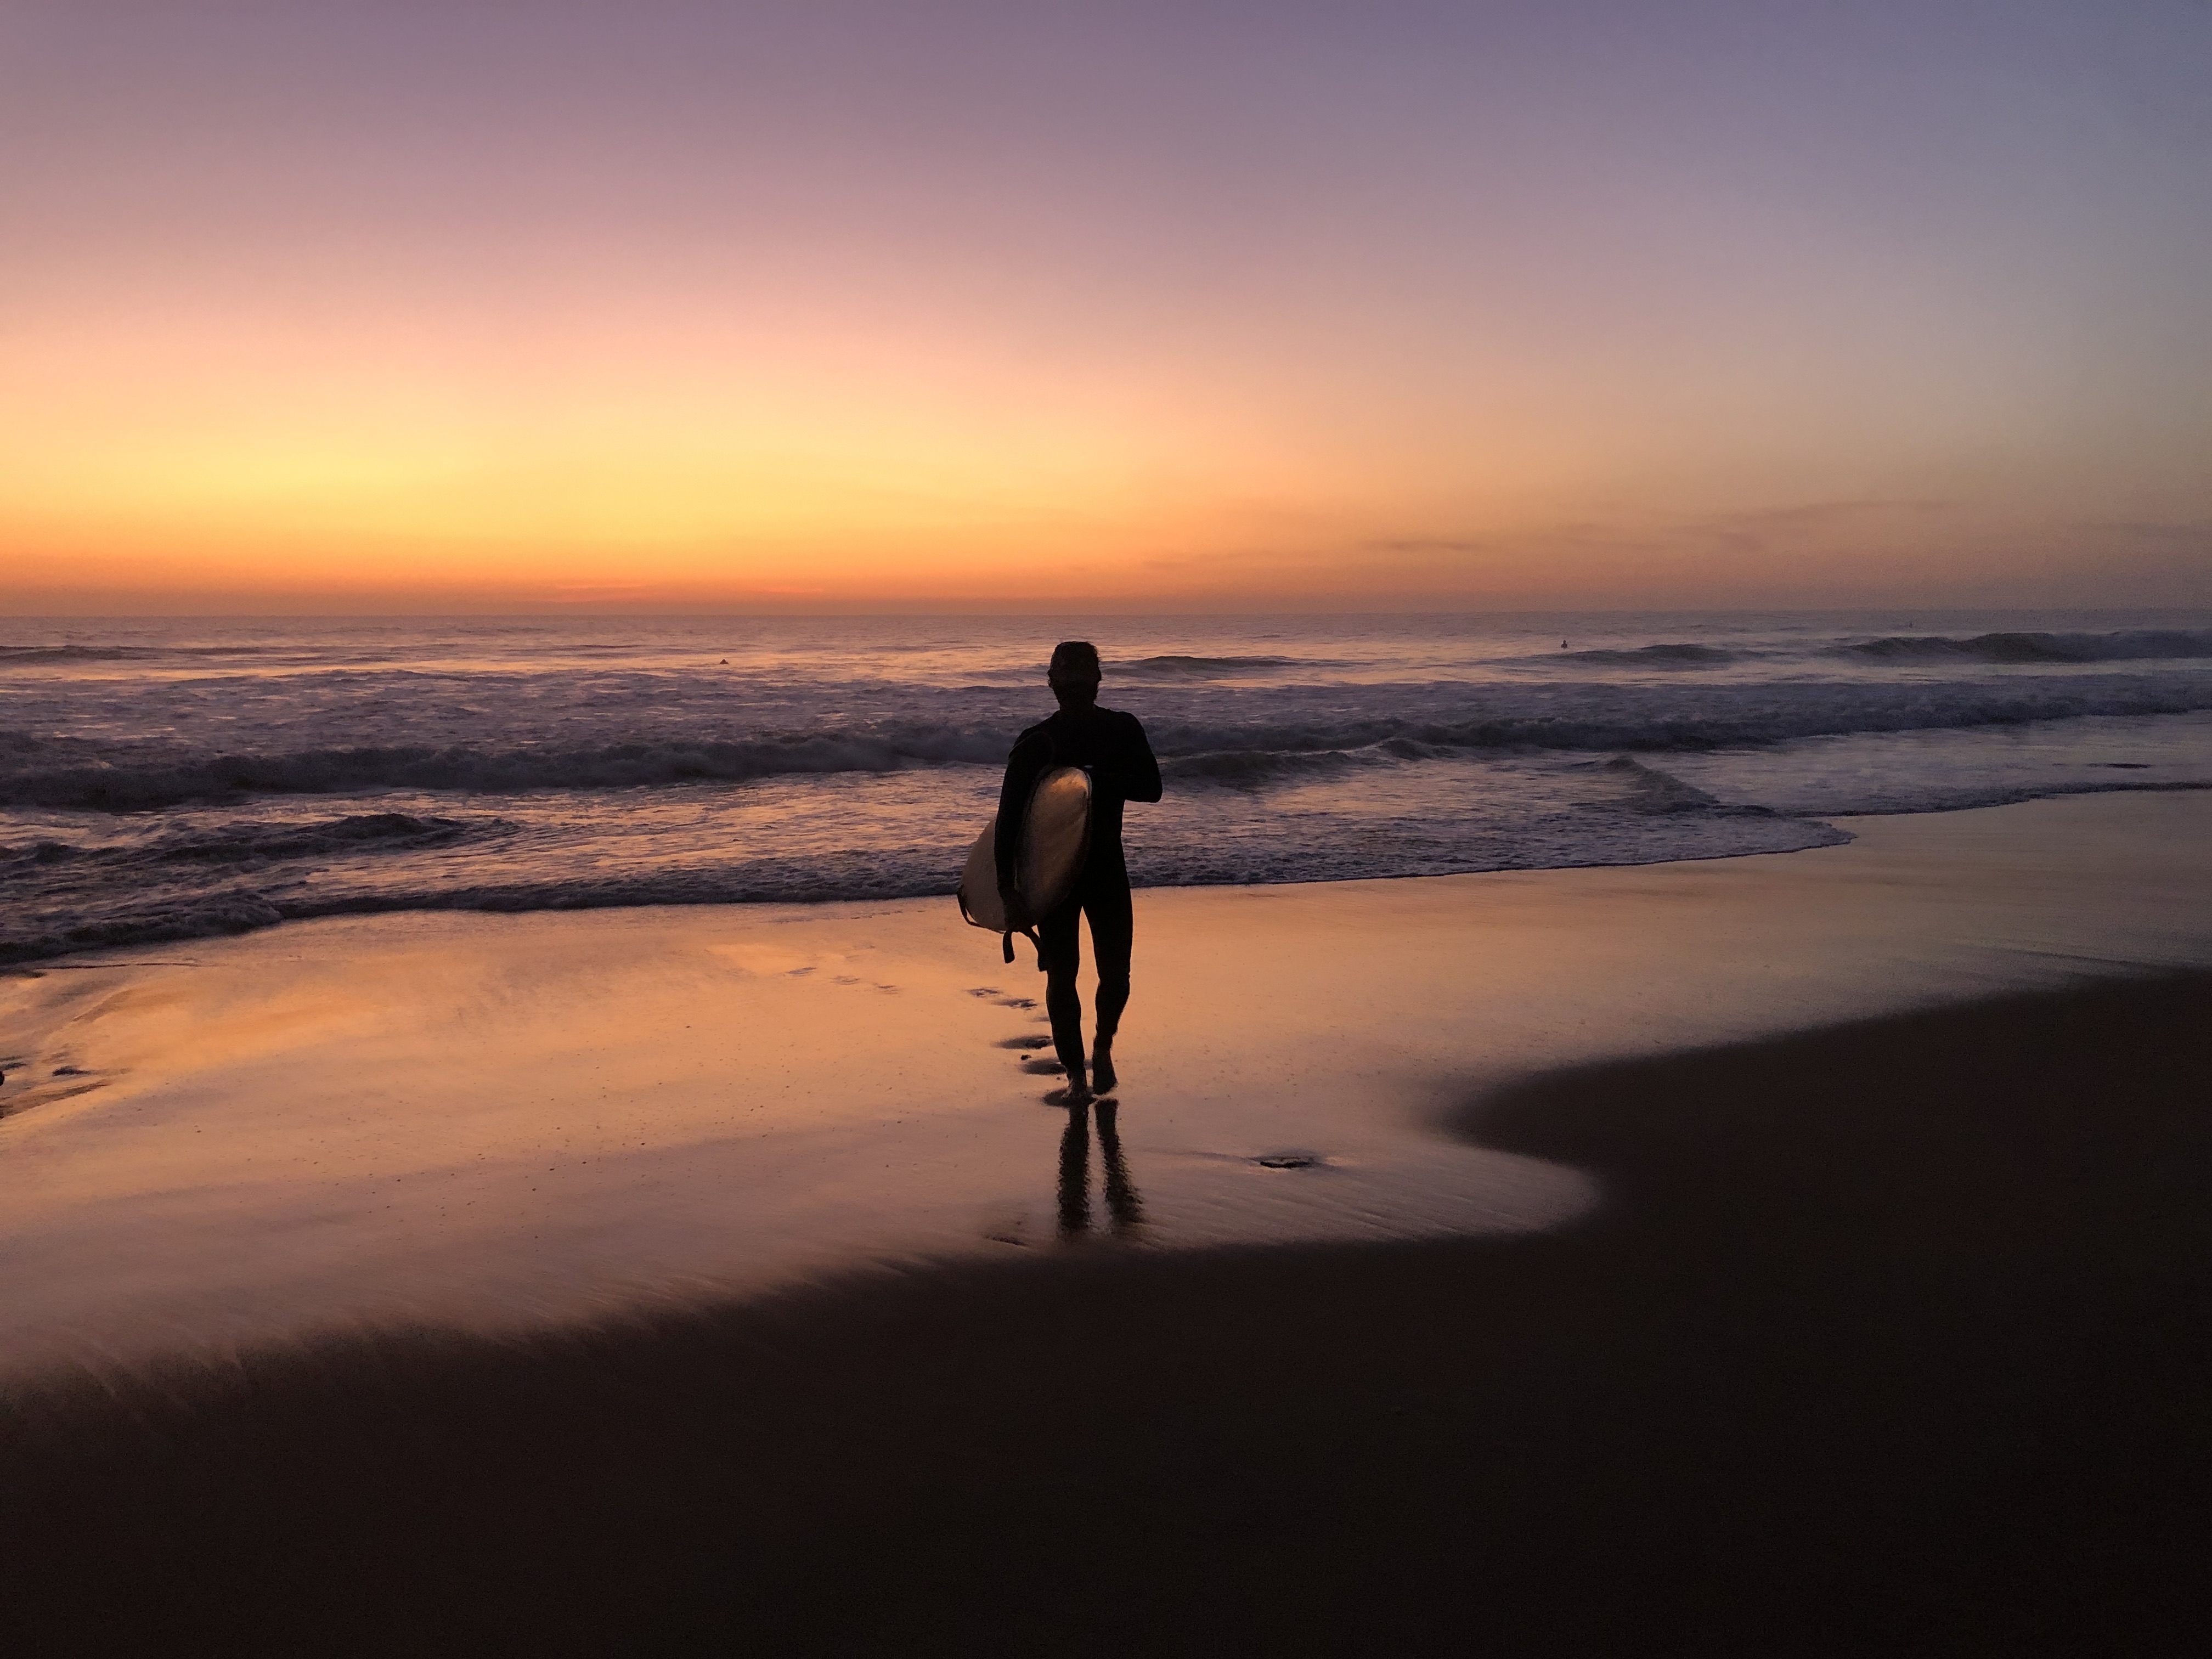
5, 973, 2210, 1655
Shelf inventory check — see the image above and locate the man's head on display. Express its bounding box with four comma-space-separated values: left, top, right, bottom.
1047, 640, 1102, 712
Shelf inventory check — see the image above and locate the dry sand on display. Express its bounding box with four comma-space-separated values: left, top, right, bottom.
4, 792, 2211, 1651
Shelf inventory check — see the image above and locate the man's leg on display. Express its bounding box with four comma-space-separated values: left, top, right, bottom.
1037, 895, 1088, 1093
1086, 878, 1133, 1093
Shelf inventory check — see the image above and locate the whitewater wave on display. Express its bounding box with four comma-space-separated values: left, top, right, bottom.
1116, 653, 1316, 678
1601, 757, 1773, 815
1532, 625, 2212, 673
1144, 675, 2212, 774
1830, 628, 2212, 666
10, 674, 2212, 810
8, 612, 2203, 967
4, 812, 476, 870
950, 652, 1324, 689
1551, 642, 1742, 669
1160, 748, 1370, 786
0, 643, 270, 664
0, 729, 1011, 810
0, 809, 1856, 965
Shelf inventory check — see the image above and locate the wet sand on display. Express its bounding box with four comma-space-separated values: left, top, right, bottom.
4, 793, 2212, 1650
7, 968, 2210, 1654
3, 791, 2209, 1372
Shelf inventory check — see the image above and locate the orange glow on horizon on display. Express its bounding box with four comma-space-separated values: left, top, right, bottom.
7, 7, 2210, 614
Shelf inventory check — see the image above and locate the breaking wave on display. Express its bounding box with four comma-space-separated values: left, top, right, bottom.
0, 730, 1009, 810
1160, 748, 1369, 786
1551, 643, 1743, 668
1116, 654, 1316, 677
1830, 628, 2212, 665
0, 809, 1859, 965
5, 612, 2206, 965
0, 644, 270, 664
1144, 676, 2212, 778
1602, 756, 1770, 815
1537, 627, 2212, 672
9, 674, 2212, 810
4, 812, 474, 870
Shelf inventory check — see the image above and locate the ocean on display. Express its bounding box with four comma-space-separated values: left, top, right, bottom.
5, 610, 2210, 964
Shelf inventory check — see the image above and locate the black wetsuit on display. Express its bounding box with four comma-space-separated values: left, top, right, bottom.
994, 707, 1163, 1083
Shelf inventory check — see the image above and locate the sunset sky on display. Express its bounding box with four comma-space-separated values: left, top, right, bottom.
5, 1, 2210, 613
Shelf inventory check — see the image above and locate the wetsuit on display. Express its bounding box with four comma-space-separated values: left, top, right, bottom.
995, 706, 1163, 1083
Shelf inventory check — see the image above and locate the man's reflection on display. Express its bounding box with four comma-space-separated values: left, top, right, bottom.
1057, 1097, 1144, 1240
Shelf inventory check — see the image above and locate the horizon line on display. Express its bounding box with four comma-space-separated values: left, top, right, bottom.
7, 602, 2210, 623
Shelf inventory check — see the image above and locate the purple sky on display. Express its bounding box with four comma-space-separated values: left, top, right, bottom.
5, 1, 2209, 610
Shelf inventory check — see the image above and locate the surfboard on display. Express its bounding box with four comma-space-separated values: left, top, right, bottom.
958, 766, 1092, 944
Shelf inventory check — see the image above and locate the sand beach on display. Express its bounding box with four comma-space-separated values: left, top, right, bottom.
17, 1, 2212, 1645
3, 791, 2210, 1650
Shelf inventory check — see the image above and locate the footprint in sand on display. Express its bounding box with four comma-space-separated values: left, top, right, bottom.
994, 1035, 1052, 1051
995, 997, 1036, 1010
1254, 1153, 1324, 1170
964, 987, 1001, 998
1018, 1056, 1066, 1075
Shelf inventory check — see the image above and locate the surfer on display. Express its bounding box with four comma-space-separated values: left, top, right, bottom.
996, 641, 1163, 1103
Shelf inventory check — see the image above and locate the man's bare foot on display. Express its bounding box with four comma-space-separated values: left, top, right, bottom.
1045, 1081, 1093, 1108
1091, 1040, 1117, 1094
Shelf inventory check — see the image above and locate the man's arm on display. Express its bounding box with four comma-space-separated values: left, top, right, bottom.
1113, 713, 1163, 804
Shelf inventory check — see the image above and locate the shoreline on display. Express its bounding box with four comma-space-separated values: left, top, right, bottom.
12, 776, 2212, 971
7, 966, 2210, 1652
3, 790, 2210, 1379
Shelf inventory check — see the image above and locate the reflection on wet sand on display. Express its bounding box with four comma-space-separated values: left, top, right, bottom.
3, 793, 2209, 1374
1057, 1097, 1145, 1240
12, 969, 2212, 1654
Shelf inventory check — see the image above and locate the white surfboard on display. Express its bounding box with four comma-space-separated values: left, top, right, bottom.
958, 766, 1092, 947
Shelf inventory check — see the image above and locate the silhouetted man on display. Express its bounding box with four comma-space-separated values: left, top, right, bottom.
996, 641, 1163, 1103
